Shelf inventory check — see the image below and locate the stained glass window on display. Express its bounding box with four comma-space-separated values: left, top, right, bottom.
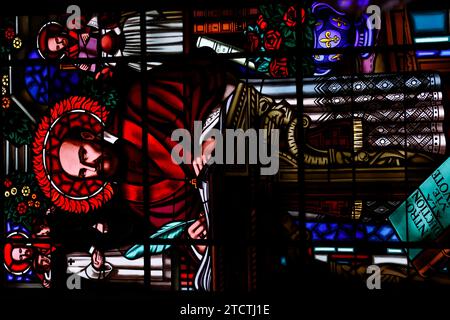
2, 0, 450, 313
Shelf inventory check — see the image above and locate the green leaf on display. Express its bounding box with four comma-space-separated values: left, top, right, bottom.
124, 219, 195, 259
272, 14, 282, 23
255, 56, 271, 72
280, 24, 288, 37
258, 5, 270, 18
285, 40, 296, 48
282, 28, 295, 41
277, 4, 287, 16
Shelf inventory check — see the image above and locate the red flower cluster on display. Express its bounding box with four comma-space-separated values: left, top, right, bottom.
4, 27, 15, 41
4, 178, 12, 188
257, 15, 268, 31
264, 30, 282, 51
246, 32, 260, 52
247, 14, 284, 53
283, 5, 306, 27
269, 58, 289, 78
246, 4, 309, 78
2, 96, 11, 109
17, 202, 27, 215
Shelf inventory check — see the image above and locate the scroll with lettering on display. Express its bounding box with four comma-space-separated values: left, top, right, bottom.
389, 157, 450, 276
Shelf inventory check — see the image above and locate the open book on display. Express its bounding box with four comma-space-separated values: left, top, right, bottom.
389, 157, 450, 276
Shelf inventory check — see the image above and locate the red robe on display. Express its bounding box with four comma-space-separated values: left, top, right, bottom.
67, 30, 80, 59
111, 60, 227, 230
31, 243, 56, 284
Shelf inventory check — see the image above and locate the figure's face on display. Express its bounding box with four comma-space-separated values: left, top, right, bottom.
11, 247, 33, 262
36, 254, 51, 270
47, 36, 68, 52
59, 132, 119, 179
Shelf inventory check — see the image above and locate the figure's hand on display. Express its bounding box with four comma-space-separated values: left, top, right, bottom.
41, 269, 52, 288
33, 220, 51, 238
37, 254, 52, 269
187, 213, 207, 256
79, 64, 90, 71
193, 137, 216, 176
95, 67, 113, 81
45, 206, 56, 216
93, 222, 108, 234
81, 33, 90, 44
193, 155, 207, 177
42, 279, 51, 289
91, 248, 105, 271
35, 225, 51, 238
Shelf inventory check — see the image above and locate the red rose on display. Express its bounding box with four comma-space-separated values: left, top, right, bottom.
264, 30, 282, 51
4, 178, 12, 188
17, 202, 28, 215
4, 27, 15, 41
283, 6, 306, 28
246, 32, 260, 52
301, 8, 306, 24
269, 58, 289, 78
257, 15, 268, 31
2, 96, 11, 109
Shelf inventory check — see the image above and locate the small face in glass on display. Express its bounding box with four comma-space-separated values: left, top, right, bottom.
47, 36, 68, 52
11, 246, 33, 262
59, 131, 118, 180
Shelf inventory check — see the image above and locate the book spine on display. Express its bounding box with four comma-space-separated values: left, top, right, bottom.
413, 249, 450, 277
366, 133, 446, 155
195, 36, 256, 71
193, 7, 258, 18
303, 93, 443, 110
305, 104, 446, 124
302, 73, 441, 97
412, 227, 450, 276
196, 36, 241, 54
193, 21, 248, 34
365, 122, 444, 136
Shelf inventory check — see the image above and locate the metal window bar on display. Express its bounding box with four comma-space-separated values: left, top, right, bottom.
2, 1, 450, 291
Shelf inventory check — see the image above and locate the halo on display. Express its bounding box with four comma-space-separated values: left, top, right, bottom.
3, 232, 31, 275
32, 96, 114, 213
37, 21, 67, 60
